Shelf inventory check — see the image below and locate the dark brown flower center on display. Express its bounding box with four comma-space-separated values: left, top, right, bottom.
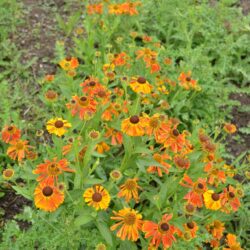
97, 90, 106, 98
66, 56, 72, 61
8, 126, 14, 131
80, 96, 87, 102
176, 157, 188, 167
55, 120, 64, 128
111, 171, 120, 179
160, 223, 169, 232
137, 76, 146, 84
42, 186, 53, 197
172, 129, 179, 136
4, 169, 13, 177
92, 192, 102, 202
89, 81, 96, 87
229, 192, 235, 198
211, 193, 220, 201
45, 90, 57, 99
90, 131, 99, 139
186, 204, 195, 212
198, 183, 204, 189
187, 222, 194, 229
186, 77, 191, 81
124, 212, 136, 225
129, 115, 139, 124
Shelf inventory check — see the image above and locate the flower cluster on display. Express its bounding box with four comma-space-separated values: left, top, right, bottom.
87, 2, 141, 16
1, 0, 246, 249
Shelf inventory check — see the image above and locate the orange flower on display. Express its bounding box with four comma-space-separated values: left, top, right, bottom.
1, 125, 21, 143
80, 77, 103, 96
142, 35, 152, 43
221, 185, 241, 213
33, 158, 75, 184
96, 141, 110, 154
66, 96, 97, 120
83, 185, 111, 210
121, 115, 146, 136
104, 127, 123, 145
108, 4, 123, 15
118, 178, 141, 203
180, 174, 207, 207
121, 2, 140, 16
144, 114, 166, 137
177, 221, 199, 240
59, 57, 79, 71
147, 152, 171, 177
136, 48, 157, 62
145, 57, 161, 74
129, 76, 153, 94
110, 208, 143, 241
96, 89, 111, 106
112, 52, 130, 66
142, 214, 177, 249
44, 74, 55, 82
174, 155, 190, 169
206, 220, 225, 240
34, 180, 64, 212
223, 234, 242, 250
62, 143, 73, 156
224, 123, 237, 134
7, 140, 32, 162
26, 151, 38, 161
87, 4, 103, 15
102, 101, 128, 121
157, 124, 188, 153
178, 71, 198, 90
204, 162, 226, 187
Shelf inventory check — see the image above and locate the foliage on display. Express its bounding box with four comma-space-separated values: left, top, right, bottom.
0, 1, 249, 250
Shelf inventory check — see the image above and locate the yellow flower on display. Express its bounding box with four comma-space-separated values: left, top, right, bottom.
46, 118, 71, 137
83, 185, 111, 210
129, 76, 153, 94
203, 190, 221, 210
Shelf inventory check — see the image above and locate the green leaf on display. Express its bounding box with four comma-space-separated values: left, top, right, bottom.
74, 214, 93, 227
12, 186, 32, 200
96, 220, 113, 246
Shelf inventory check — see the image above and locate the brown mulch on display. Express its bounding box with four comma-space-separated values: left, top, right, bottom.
0, 189, 32, 229
227, 93, 250, 158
